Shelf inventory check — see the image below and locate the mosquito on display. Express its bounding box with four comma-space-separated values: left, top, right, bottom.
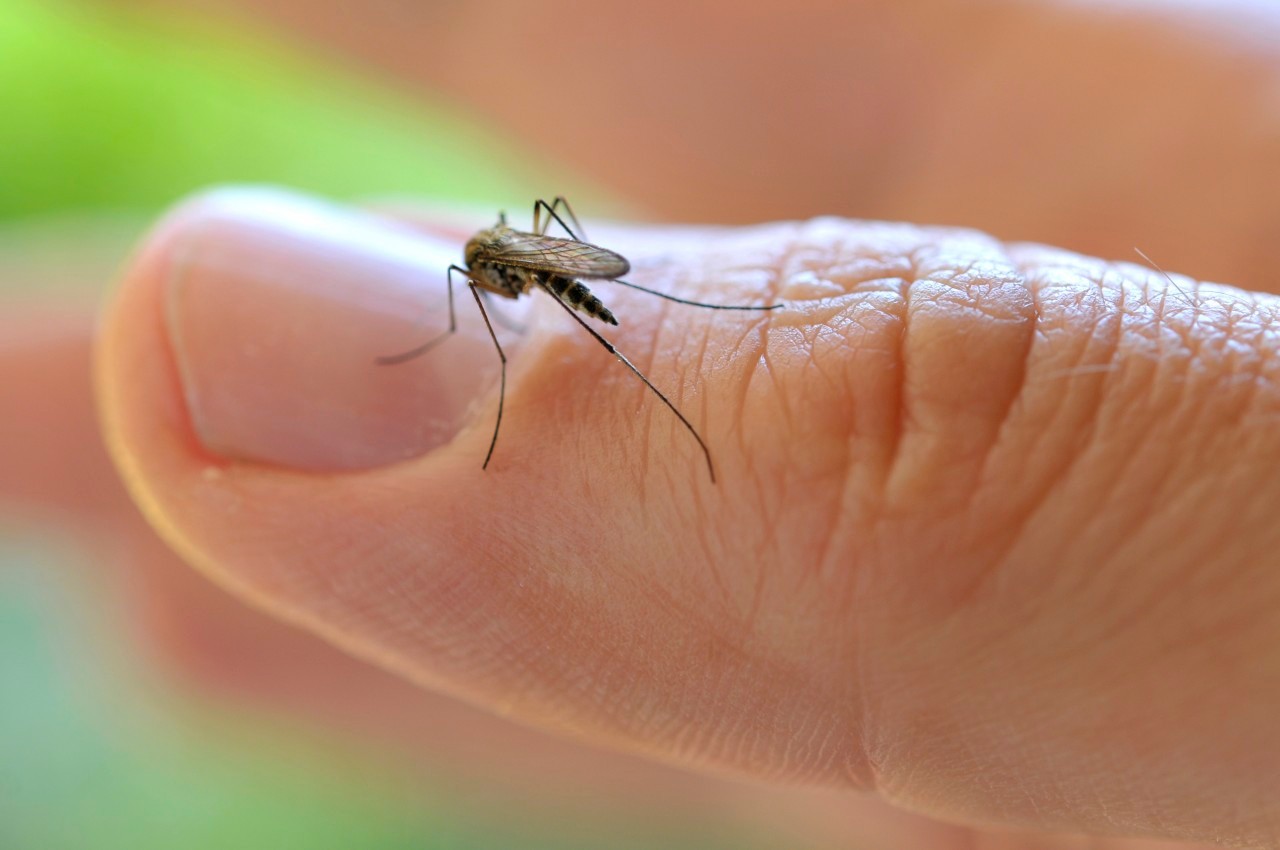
376, 196, 781, 483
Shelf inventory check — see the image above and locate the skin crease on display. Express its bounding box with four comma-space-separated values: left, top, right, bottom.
1, 0, 1278, 847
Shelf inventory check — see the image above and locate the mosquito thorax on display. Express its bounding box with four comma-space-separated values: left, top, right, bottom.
465, 222, 514, 268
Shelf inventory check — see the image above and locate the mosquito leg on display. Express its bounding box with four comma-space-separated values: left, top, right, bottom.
469, 282, 507, 470
551, 196, 587, 240
376, 265, 468, 365
605, 278, 783, 311
480, 289, 528, 335
533, 197, 587, 242
532, 200, 545, 236
540, 282, 715, 483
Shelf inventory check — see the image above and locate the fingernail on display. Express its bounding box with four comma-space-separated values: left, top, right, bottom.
164, 188, 502, 470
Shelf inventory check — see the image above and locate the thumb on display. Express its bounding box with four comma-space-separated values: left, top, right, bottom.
98, 188, 1280, 847
97, 186, 824, 756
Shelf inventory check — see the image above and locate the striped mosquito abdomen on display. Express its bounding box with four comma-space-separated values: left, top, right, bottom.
546, 275, 618, 325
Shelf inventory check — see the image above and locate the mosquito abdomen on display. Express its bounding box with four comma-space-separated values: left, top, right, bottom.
547, 276, 618, 325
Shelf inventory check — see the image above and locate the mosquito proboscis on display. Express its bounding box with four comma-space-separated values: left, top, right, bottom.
377, 196, 782, 483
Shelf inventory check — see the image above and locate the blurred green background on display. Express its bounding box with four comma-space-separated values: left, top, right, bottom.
0, 0, 545, 220
0, 1, 744, 847
0, 0, 576, 300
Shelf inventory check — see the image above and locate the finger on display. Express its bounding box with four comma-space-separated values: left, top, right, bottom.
0, 227, 978, 849
0, 306, 135, 525
98, 187, 1280, 845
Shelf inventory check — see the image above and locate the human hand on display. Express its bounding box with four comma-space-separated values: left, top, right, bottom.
88, 185, 1280, 848
9, 0, 1280, 846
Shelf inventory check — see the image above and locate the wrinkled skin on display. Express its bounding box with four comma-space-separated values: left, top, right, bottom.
6, 1, 1280, 848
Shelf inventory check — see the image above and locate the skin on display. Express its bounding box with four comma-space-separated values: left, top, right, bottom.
5, 0, 1280, 847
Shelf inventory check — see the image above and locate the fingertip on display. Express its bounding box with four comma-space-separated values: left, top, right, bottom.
94, 186, 513, 610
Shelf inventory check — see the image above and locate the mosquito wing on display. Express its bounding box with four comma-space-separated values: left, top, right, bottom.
479, 231, 631, 279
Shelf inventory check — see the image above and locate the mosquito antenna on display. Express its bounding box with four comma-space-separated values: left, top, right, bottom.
1134, 247, 1194, 305
540, 282, 716, 483
607, 278, 782, 311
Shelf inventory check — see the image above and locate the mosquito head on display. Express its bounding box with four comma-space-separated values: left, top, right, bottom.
464, 225, 502, 269
463, 235, 484, 269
